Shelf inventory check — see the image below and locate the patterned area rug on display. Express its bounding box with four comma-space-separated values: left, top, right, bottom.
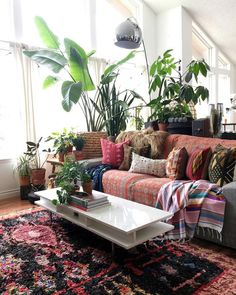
0, 209, 233, 294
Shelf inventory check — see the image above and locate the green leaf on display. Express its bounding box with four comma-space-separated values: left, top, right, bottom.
34, 16, 60, 49
43, 75, 58, 89
61, 81, 83, 111
103, 50, 136, 78
87, 50, 96, 57
185, 72, 192, 83
150, 62, 156, 76
64, 38, 95, 91
23, 50, 67, 73
199, 62, 207, 76
52, 199, 58, 206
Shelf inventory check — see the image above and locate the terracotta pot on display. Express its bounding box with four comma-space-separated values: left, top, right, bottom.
158, 123, 168, 131
58, 152, 65, 162
67, 145, 73, 153
31, 168, 46, 186
19, 175, 30, 186
82, 181, 93, 195
73, 150, 84, 161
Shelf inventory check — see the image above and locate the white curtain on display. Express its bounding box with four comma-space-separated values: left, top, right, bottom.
13, 43, 36, 143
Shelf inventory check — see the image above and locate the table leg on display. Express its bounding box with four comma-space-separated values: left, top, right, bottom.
111, 242, 115, 257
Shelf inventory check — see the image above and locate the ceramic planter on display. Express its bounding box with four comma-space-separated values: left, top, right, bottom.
31, 168, 46, 186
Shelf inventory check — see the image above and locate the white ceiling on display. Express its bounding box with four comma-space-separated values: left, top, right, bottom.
144, 0, 236, 65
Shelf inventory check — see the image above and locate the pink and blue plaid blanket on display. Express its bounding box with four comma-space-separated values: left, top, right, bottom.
155, 180, 226, 240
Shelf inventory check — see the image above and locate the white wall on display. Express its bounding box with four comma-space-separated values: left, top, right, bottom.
0, 160, 19, 199
141, 2, 157, 65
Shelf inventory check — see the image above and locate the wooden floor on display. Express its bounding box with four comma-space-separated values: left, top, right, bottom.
0, 196, 36, 216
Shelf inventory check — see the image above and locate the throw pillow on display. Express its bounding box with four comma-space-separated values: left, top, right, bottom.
100, 138, 129, 168
119, 144, 150, 171
129, 152, 167, 177
186, 147, 212, 180
209, 144, 236, 186
166, 147, 188, 180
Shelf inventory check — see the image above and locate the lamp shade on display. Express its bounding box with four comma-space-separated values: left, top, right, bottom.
115, 18, 142, 49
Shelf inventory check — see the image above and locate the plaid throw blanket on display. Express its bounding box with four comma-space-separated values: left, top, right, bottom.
155, 180, 226, 240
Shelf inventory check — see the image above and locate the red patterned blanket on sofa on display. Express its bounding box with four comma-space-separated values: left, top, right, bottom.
156, 180, 226, 240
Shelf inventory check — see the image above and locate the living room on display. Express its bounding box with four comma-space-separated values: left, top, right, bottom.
1, 0, 236, 294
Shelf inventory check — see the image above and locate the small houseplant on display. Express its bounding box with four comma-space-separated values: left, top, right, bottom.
80, 172, 93, 195
14, 155, 31, 186
148, 49, 210, 132
53, 158, 88, 204
24, 137, 48, 186
72, 136, 85, 160
46, 129, 77, 162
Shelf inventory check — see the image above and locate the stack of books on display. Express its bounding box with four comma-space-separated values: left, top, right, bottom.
68, 193, 110, 211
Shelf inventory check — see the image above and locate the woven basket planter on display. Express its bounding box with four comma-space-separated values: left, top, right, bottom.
77, 132, 107, 159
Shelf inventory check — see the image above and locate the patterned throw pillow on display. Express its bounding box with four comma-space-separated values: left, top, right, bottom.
166, 147, 188, 180
119, 144, 150, 170
100, 139, 129, 168
129, 152, 167, 177
186, 147, 212, 180
209, 144, 236, 186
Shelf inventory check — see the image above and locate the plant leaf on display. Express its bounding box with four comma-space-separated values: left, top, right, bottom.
43, 75, 59, 89
35, 16, 60, 49
23, 50, 67, 73
61, 81, 83, 111
64, 38, 95, 91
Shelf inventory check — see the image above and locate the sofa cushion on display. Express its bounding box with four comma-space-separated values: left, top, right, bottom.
100, 138, 129, 168
209, 144, 236, 186
129, 153, 167, 177
166, 147, 188, 180
119, 144, 150, 171
116, 130, 169, 159
102, 169, 171, 207
186, 147, 212, 180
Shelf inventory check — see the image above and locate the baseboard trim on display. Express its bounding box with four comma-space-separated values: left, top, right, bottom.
0, 188, 20, 200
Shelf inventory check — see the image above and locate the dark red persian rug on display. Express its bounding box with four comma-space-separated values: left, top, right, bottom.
0, 209, 231, 294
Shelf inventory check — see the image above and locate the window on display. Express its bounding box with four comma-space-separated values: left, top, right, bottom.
0, 42, 25, 159
218, 53, 230, 70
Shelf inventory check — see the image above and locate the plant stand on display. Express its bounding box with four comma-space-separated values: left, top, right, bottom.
20, 185, 31, 200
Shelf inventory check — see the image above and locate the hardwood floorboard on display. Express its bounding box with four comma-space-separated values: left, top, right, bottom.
0, 196, 36, 216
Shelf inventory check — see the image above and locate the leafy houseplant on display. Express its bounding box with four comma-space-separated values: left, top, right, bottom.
23, 16, 95, 113
24, 137, 48, 186
72, 136, 85, 160
54, 158, 87, 204
14, 155, 31, 186
80, 172, 93, 195
148, 49, 210, 127
89, 55, 144, 139
46, 129, 77, 162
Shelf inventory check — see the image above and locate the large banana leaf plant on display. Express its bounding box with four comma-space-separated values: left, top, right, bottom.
23, 16, 95, 112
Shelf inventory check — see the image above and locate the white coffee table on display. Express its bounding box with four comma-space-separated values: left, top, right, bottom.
35, 189, 174, 250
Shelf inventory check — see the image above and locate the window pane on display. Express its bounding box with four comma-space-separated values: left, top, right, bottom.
20, 0, 90, 49
0, 43, 25, 159
0, 0, 13, 40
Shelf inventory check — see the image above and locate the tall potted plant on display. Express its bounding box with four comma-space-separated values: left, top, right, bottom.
148, 49, 210, 133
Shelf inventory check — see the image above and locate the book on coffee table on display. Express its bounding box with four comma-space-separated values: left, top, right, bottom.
69, 200, 111, 211
70, 193, 108, 207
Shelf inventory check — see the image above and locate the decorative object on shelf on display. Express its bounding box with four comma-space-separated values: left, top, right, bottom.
147, 49, 210, 134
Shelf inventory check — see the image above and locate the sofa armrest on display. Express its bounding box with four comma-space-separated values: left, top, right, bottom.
222, 181, 236, 202
83, 157, 102, 169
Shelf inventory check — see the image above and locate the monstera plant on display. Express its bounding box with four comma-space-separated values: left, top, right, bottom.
24, 16, 95, 112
